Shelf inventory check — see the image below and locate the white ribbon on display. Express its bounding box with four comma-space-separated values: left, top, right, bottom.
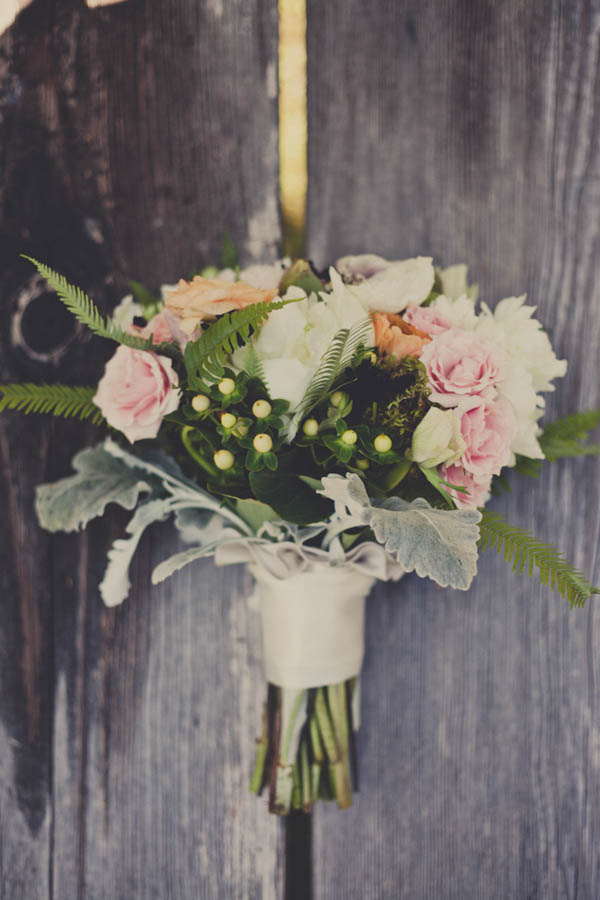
215, 539, 404, 688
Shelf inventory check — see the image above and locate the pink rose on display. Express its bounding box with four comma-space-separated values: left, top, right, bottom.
141, 309, 192, 349
419, 328, 507, 407
403, 305, 452, 336
457, 396, 516, 478
439, 463, 492, 509
93, 345, 180, 443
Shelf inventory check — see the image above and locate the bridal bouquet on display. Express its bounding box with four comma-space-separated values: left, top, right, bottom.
3, 251, 599, 814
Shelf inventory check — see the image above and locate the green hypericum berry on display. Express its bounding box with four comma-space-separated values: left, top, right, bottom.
220, 412, 237, 428
302, 418, 319, 437
218, 377, 236, 395
356, 458, 370, 470
341, 429, 358, 446
253, 433, 273, 453
330, 390, 347, 408
191, 394, 210, 412
374, 434, 392, 453
214, 449, 235, 470
252, 399, 272, 418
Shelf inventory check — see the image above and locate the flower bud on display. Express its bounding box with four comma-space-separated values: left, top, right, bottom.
374, 434, 392, 453
220, 412, 237, 429
341, 429, 357, 446
191, 394, 210, 412
218, 377, 236, 395
214, 449, 235, 470
330, 390, 347, 408
302, 418, 319, 437
253, 433, 273, 453
409, 408, 466, 468
252, 399, 272, 419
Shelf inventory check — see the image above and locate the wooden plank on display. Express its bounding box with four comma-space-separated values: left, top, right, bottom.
0, 1, 284, 897
307, 1, 600, 896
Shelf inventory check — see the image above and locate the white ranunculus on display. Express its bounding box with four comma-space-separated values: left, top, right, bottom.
335, 254, 390, 280
409, 407, 466, 468
475, 296, 567, 393
340, 256, 435, 314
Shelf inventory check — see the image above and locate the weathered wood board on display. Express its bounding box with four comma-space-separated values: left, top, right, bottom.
307, 1, 600, 897
0, 1, 284, 897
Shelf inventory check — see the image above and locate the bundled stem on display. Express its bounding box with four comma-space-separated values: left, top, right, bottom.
250, 679, 359, 814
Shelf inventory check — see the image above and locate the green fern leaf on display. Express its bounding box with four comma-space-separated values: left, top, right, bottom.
539, 409, 600, 461
183, 296, 301, 386
22, 256, 168, 353
242, 346, 266, 382
290, 317, 374, 431
479, 510, 599, 608
0, 383, 103, 424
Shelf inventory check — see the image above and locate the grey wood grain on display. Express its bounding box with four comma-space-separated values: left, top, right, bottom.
307, 1, 600, 897
0, 1, 283, 897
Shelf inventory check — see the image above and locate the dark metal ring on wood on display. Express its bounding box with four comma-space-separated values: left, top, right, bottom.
11, 272, 79, 364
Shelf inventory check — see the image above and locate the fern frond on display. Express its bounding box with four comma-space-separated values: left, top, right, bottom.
539, 409, 600, 461
0, 383, 103, 424
291, 318, 374, 428
22, 256, 161, 353
479, 511, 599, 608
183, 296, 301, 385
242, 346, 266, 382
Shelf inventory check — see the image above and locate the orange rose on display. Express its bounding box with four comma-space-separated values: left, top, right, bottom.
373, 313, 431, 361
164, 276, 277, 335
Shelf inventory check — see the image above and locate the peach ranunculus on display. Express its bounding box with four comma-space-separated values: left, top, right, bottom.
93, 345, 180, 443
164, 275, 278, 335
372, 313, 431, 361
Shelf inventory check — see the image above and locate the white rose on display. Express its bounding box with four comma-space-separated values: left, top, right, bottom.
408, 407, 466, 468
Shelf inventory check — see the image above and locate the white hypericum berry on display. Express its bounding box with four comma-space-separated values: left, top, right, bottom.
253, 433, 273, 453
191, 394, 210, 412
214, 449, 235, 470
341, 429, 358, 446
330, 390, 347, 408
220, 412, 237, 428
233, 422, 249, 437
356, 458, 370, 470
302, 418, 319, 437
252, 399, 272, 419
374, 434, 392, 453
218, 377, 236, 395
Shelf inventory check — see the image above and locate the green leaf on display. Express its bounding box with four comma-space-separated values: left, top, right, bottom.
479, 511, 599, 608
0, 383, 103, 423
418, 465, 454, 508
23, 256, 164, 352
241, 345, 266, 382
233, 497, 280, 532
319, 473, 481, 590
290, 318, 374, 434
539, 409, 600, 461
221, 230, 239, 270
183, 296, 303, 386
35, 444, 158, 533
249, 470, 333, 525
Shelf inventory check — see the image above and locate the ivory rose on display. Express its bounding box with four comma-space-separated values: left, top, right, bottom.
439, 463, 492, 509
409, 407, 466, 468
373, 313, 430, 360
457, 396, 516, 478
164, 275, 277, 335
419, 328, 507, 407
93, 345, 180, 443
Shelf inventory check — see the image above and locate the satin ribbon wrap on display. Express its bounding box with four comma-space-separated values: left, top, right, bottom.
215, 540, 404, 689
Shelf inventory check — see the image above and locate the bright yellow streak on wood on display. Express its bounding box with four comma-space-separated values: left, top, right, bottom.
279, 0, 307, 256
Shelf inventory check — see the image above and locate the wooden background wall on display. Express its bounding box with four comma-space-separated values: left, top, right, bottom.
1, 1, 599, 898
